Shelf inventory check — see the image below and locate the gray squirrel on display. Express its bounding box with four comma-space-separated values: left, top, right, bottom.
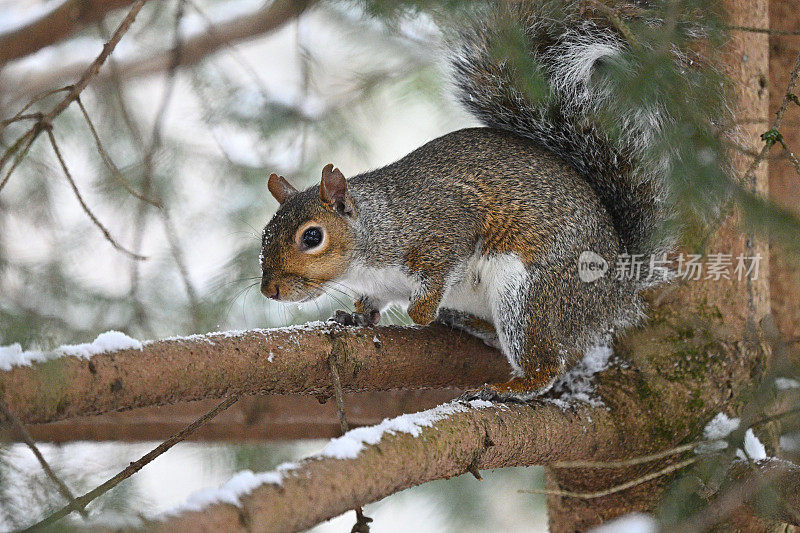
258, 1, 688, 400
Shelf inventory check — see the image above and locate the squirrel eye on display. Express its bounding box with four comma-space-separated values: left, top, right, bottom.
301, 227, 324, 250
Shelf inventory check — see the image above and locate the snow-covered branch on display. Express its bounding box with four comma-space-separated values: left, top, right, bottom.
0, 323, 508, 425
146, 401, 800, 532
149, 399, 615, 532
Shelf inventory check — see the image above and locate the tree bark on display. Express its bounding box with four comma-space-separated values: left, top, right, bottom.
543, 0, 773, 530
768, 0, 800, 343
0, 390, 459, 443
0, 323, 508, 425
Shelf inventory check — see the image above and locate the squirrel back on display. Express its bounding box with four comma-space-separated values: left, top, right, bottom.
450, 1, 672, 283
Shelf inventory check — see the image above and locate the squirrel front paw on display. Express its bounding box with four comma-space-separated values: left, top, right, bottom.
330, 309, 380, 327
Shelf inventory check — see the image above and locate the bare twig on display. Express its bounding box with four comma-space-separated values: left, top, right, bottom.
329, 351, 372, 532
586, 0, 641, 48
520, 457, 699, 499
0, 0, 148, 189
674, 459, 797, 532
550, 442, 700, 469
45, 126, 146, 260
0, 86, 71, 132
0, 0, 138, 65
74, 96, 161, 207
23, 394, 239, 531
6, 0, 316, 100
741, 50, 800, 185
0, 112, 43, 128
329, 353, 350, 435
142, 0, 202, 329
0, 128, 38, 192
727, 25, 800, 36
0, 399, 87, 518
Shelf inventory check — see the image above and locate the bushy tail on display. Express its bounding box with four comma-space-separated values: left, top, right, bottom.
450, 1, 675, 275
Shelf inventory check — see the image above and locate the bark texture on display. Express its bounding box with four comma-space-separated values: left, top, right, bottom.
0, 390, 459, 443
543, 0, 774, 529
0, 324, 508, 425
768, 0, 800, 341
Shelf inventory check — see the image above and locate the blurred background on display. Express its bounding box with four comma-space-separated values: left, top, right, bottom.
0, 0, 548, 529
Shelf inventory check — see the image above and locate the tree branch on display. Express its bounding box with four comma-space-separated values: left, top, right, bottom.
151, 408, 800, 532
0, 323, 509, 425
0, 0, 137, 66
0, 390, 460, 443
151, 400, 617, 532
2, 0, 317, 100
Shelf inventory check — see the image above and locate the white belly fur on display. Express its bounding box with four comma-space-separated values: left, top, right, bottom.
337, 251, 528, 325
440, 252, 528, 323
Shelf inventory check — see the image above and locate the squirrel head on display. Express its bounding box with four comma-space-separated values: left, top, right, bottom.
260, 164, 355, 302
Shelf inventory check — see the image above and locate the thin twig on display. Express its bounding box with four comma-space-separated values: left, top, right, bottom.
0, 112, 43, 128
673, 461, 786, 533
329, 351, 372, 532
0, 0, 148, 187
0, 399, 87, 518
328, 353, 350, 435
138, 0, 202, 330
45, 126, 147, 260
520, 457, 699, 499
0, 86, 71, 133
727, 25, 800, 36
741, 50, 800, 185
550, 442, 700, 469
23, 394, 239, 531
74, 96, 161, 208
587, 0, 641, 48
0, 128, 38, 192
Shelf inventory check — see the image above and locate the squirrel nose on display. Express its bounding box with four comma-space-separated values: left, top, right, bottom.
261, 282, 280, 300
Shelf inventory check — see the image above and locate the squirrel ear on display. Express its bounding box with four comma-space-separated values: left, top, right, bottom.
268, 173, 297, 204
320, 163, 354, 216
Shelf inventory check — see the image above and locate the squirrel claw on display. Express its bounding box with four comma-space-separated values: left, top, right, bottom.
330, 309, 380, 327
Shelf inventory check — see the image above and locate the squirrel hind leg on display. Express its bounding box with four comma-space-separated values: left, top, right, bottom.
462, 271, 569, 402
459, 374, 559, 403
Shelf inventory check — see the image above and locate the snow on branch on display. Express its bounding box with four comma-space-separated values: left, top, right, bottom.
0, 323, 509, 425
149, 399, 615, 532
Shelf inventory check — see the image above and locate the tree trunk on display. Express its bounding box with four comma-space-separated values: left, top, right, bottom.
545, 0, 774, 530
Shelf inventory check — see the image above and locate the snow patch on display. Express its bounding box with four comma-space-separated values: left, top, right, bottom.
739, 428, 767, 461
0, 330, 142, 371
59, 331, 143, 358
703, 412, 740, 440
322, 399, 495, 459
161, 467, 289, 517
548, 344, 613, 407
160, 399, 497, 517
589, 513, 657, 533
696, 412, 740, 454
775, 377, 800, 390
